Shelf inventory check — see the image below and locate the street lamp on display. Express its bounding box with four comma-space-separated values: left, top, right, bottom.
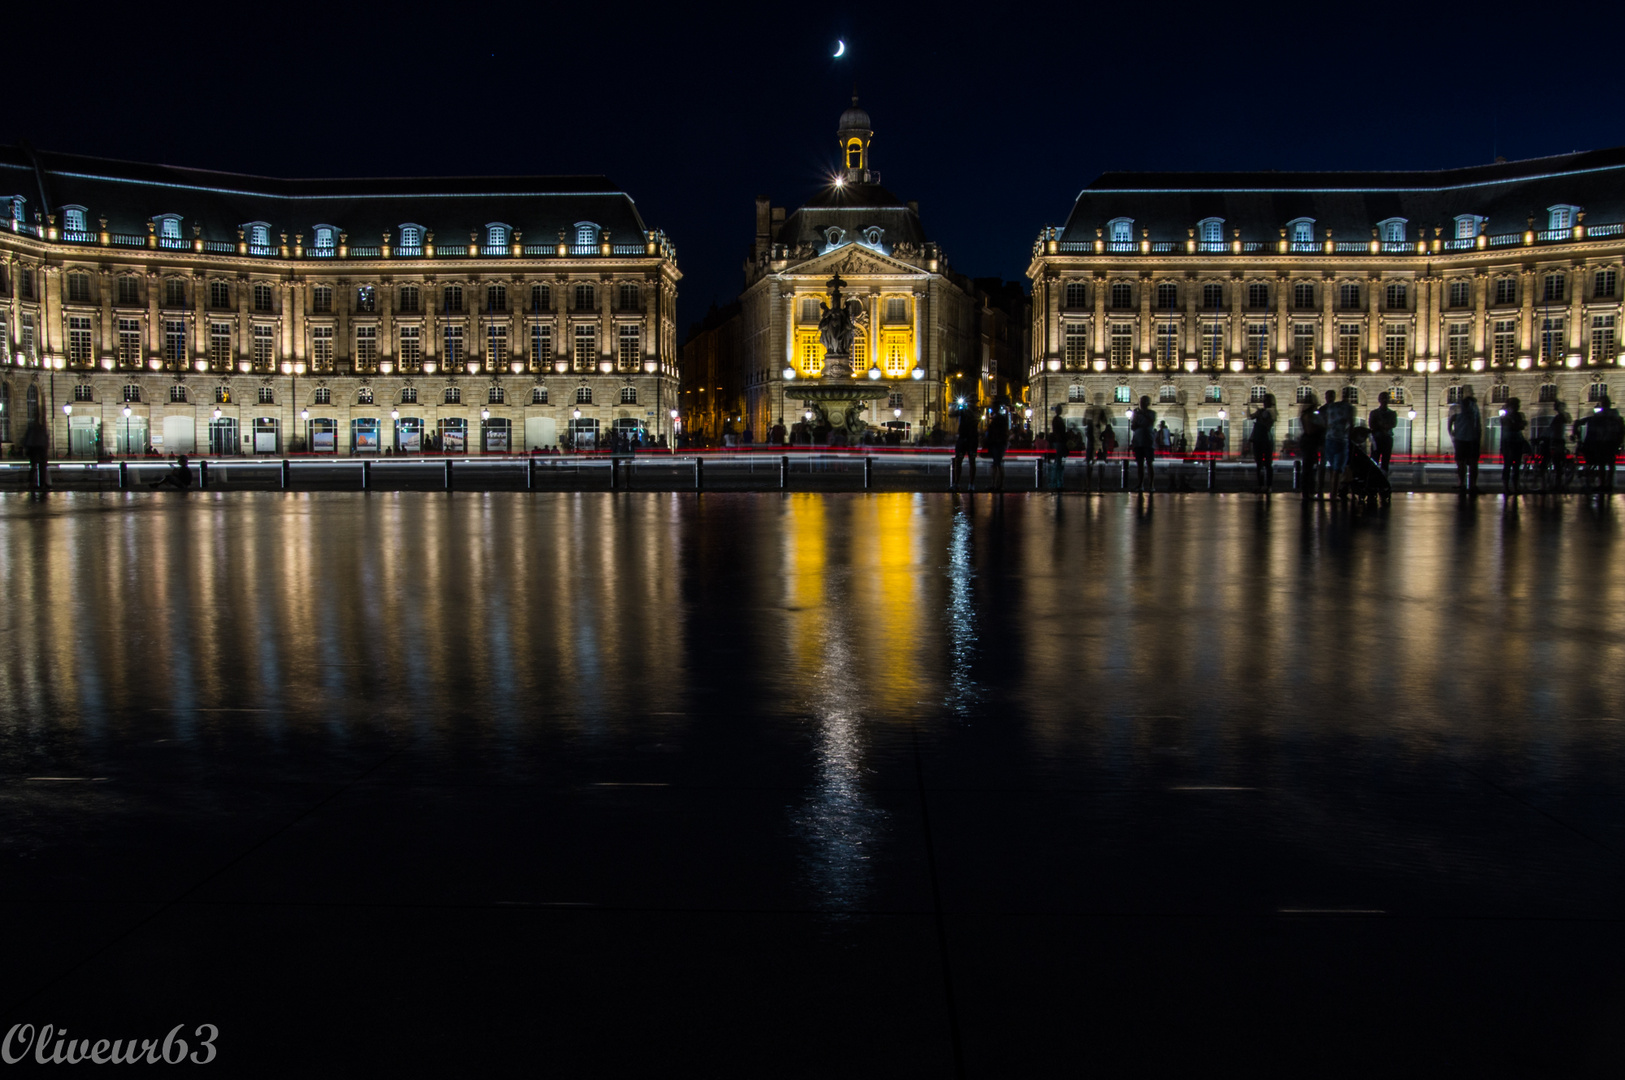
122, 405, 132, 458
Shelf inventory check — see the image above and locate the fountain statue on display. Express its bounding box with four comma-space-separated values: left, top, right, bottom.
793, 273, 890, 441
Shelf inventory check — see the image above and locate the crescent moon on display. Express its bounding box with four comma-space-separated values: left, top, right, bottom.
833, 40, 846, 58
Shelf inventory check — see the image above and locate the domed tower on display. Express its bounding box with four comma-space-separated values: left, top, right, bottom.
837, 97, 875, 184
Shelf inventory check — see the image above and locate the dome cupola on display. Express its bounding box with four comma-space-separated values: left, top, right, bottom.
837, 97, 875, 184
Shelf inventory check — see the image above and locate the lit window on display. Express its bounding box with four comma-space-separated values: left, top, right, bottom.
1155, 322, 1178, 364
67, 316, 93, 365
576, 386, 593, 405
1591, 315, 1617, 365
488, 386, 505, 405
357, 387, 374, 405
170, 385, 188, 403
1065, 282, 1088, 309
314, 227, 335, 249
1387, 386, 1406, 405
73, 383, 94, 401
618, 324, 640, 369
574, 325, 596, 370
1492, 320, 1517, 365
117, 318, 141, 366
1290, 219, 1314, 243
1064, 325, 1089, 366
1158, 384, 1177, 403
575, 223, 598, 248
1198, 218, 1223, 244
1455, 215, 1481, 239
1200, 322, 1224, 366
314, 388, 332, 405
251, 325, 274, 369
1337, 323, 1362, 367
1113, 385, 1131, 404
1540, 317, 1565, 365
487, 225, 509, 250
398, 225, 421, 250
311, 326, 334, 370
444, 387, 461, 404
444, 325, 464, 366
620, 386, 637, 404
122, 384, 141, 403
1068, 385, 1087, 403
1382, 324, 1408, 366
400, 326, 421, 369
488, 324, 509, 367
1447, 323, 1471, 365
1379, 219, 1407, 242
531, 387, 548, 405
257, 386, 274, 404
63, 207, 87, 233
249, 224, 270, 250
401, 387, 418, 404
1109, 218, 1133, 244
159, 216, 182, 241
532, 324, 552, 367
1109, 324, 1133, 367
215, 386, 232, 404
355, 326, 378, 370
1245, 323, 1268, 363
1205, 385, 1223, 403
1548, 206, 1575, 231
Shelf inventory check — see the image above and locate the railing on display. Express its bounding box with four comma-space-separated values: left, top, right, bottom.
612, 244, 645, 255
203, 241, 234, 253
1289, 242, 1320, 253
1333, 241, 1368, 252
1488, 233, 1522, 247
1589, 223, 1623, 237
1033, 221, 1625, 258
306, 247, 336, 257
111, 234, 146, 247
63, 230, 95, 243
568, 244, 597, 255
1536, 229, 1569, 242
158, 237, 190, 250
395, 246, 423, 257
249, 245, 277, 256
1196, 241, 1227, 252
480, 245, 507, 256
1379, 241, 1413, 253
349, 246, 381, 258
522, 244, 554, 255
1151, 241, 1180, 252
1106, 241, 1136, 253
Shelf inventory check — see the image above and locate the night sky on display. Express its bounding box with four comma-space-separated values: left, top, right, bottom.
8, 2, 1623, 336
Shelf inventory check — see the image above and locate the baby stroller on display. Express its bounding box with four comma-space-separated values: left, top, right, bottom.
1345, 426, 1391, 505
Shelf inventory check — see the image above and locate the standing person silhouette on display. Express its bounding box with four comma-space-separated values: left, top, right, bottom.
22, 418, 49, 491
1322, 388, 1354, 502
1501, 397, 1529, 495
1248, 393, 1277, 493
1449, 384, 1483, 495
951, 401, 979, 492
1049, 405, 1068, 490
1130, 395, 1157, 493
984, 398, 1011, 493
1297, 390, 1324, 500
1368, 391, 1398, 473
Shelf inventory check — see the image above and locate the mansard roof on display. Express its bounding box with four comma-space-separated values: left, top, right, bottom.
0, 145, 652, 243
1059, 146, 1625, 242
775, 182, 929, 251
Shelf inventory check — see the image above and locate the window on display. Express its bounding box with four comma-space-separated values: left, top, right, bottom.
1068, 385, 1087, 403
1155, 322, 1178, 364
488, 386, 506, 405
1065, 282, 1088, 309
398, 225, 421, 251
1293, 323, 1316, 365
620, 386, 637, 404
1247, 283, 1269, 310
164, 278, 187, 307
1202, 283, 1223, 309
1385, 283, 1408, 310
68, 316, 93, 365
1380, 219, 1407, 242
19, 312, 36, 360
886, 297, 908, 322
1588, 382, 1609, 402
156, 216, 182, 242
1109, 324, 1133, 367
67, 272, 91, 303
1245, 323, 1268, 364
164, 320, 186, 363
1491, 383, 1509, 404
400, 326, 421, 369
619, 283, 641, 310
1540, 316, 1565, 365
314, 227, 335, 250
311, 285, 332, 314
1591, 315, 1617, 365
1594, 269, 1617, 299
311, 326, 334, 370
1155, 282, 1177, 309
122, 384, 141, 403
1113, 385, 1132, 404
1538, 383, 1557, 402
209, 280, 230, 309
249, 224, 270, 250
618, 324, 640, 369
1447, 323, 1471, 365
444, 387, 461, 404
574, 284, 595, 311
1199, 218, 1223, 244
531, 387, 548, 405
487, 284, 507, 312
1337, 323, 1362, 367
248, 324, 272, 369
400, 387, 418, 404
1343, 386, 1360, 406
1293, 282, 1315, 310
19, 268, 35, 300
1455, 215, 1481, 239
488, 324, 509, 368
1382, 324, 1408, 366
444, 325, 464, 367
1492, 320, 1517, 366
1449, 280, 1471, 308
531, 283, 551, 311
1110, 282, 1132, 310
1543, 273, 1565, 303
357, 387, 374, 405
532, 324, 552, 367
1291, 219, 1315, 244
1338, 283, 1360, 310
443, 285, 464, 313
1064, 324, 1088, 366
73, 383, 94, 401
1200, 322, 1224, 366
1203, 385, 1223, 404
117, 276, 140, 305
1158, 384, 1177, 404
118, 318, 141, 366
1494, 277, 1517, 305
356, 286, 376, 313
574, 324, 596, 370
314, 388, 332, 405
215, 386, 232, 404
1548, 206, 1575, 231
1387, 386, 1406, 405
575, 223, 598, 248
1446, 385, 1465, 405
1250, 385, 1268, 403
1109, 218, 1133, 243
63, 207, 87, 234
355, 325, 378, 370
398, 285, 419, 313
1296, 386, 1316, 403
576, 386, 593, 405
800, 297, 821, 323
257, 386, 274, 404
169, 385, 188, 403
253, 284, 273, 312
486, 224, 508, 250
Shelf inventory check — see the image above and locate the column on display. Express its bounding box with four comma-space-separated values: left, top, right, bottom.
1568, 263, 1584, 356
1275, 272, 1290, 359
424, 276, 438, 363
1092, 272, 1107, 358
98, 268, 114, 360
146, 270, 161, 363
1366, 274, 1381, 365
1228, 272, 1243, 360
1519, 268, 1535, 354
1320, 273, 1335, 363
1138, 273, 1152, 357
192, 271, 206, 361
1473, 270, 1488, 359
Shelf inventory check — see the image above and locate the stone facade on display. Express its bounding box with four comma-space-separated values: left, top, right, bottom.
1027, 152, 1625, 453
0, 152, 679, 456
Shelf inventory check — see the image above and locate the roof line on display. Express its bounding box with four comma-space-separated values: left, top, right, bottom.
1079, 161, 1625, 200
39, 169, 629, 201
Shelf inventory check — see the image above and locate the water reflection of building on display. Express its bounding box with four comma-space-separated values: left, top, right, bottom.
1028, 150, 1625, 454
0, 146, 680, 458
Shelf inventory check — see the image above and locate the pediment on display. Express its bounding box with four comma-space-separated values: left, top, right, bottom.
789, 244, 926, 279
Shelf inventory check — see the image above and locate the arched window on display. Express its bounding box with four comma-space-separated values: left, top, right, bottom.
62, 206, 88, 234
313, 226, 336, 249
488, 386, 505, 405
575, 386, 592, 405
575, 222, 599, 248
846, 139, 863, 169
1108, 218, 1133, 244
314, 388, 332, 405
1378, 218, 1407, 243
531, 387, 548, 405
1198, 218, 1224, 244
248, 223, 271, 250
1549, 205, 1580, 231
357, 387, 374, 405
620, 386, 637, 404
1288, 218, 1315, 244
444, 387, 461, 404
486, 223, 508, 250
398, 224, 422, 250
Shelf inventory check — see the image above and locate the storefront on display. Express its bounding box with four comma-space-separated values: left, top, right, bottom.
253, 417, 280, 454
481, 417, 511, 453
68, 415, 101, 459
308, 418, 338, 454
115, 413, 149, 456
395, 416, 423, 453
351, 417, 381, 454
438, 417, 467, 453
569, 417, 599, 451
209, 416, 239, 456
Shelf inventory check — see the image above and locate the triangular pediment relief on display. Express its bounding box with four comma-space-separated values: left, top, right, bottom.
788, 245, 926, 278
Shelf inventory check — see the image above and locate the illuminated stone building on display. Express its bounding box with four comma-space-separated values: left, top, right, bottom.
738, 101, 978, 441
0, 146, 679, 456
1028, 150, 1625, 453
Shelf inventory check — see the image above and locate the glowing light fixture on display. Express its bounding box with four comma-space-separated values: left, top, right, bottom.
1407, 408, 1417, 420
122, 406, 131, 418
300, 408, 309, 420
1217, 408, 1228, 420
213, 409, 222, 420
1321, 360, 1336, 373
573, 408, 581, 419
1228, 360, 1243, 373
910, 367, 924, 380
867, 366, 881, 380
1275, 360, 1290, 373
1046, 359, 1061, 372
481, 408, 490, 421
784, 366, 797, 380
391, 409, 400, 420
62, 404, 72, 416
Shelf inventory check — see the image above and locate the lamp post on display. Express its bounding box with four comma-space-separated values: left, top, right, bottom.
122, 405, 132, 458
480, 408, 490, 454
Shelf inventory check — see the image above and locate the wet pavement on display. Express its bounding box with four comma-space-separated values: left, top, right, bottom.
1, 490, 1622, 1077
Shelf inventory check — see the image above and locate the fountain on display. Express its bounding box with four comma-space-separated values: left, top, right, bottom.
794, 273, 889, 440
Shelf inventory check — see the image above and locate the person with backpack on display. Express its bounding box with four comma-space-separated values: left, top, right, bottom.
1449, 385, 1483, 495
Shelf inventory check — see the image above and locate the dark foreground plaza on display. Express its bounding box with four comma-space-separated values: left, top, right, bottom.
2, 491, 1623, 1076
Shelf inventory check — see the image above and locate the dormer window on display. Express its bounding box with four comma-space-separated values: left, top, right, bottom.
862, 226, 885, 246
9, 196, 25, 222
824, 226, 845, 248
62, 206, 88, 235
398, 224, 422, 251
1108, 218, 1134, 244
157, 214, 183, 243
1455, 214, 1484, 239
1378, 218, 1407, 243
1288, 218, 1315, 244
485, 223, 509, 250
313, 226, 336, 249
574, 222, 599, 248
1548, 205, 1580, 231
1198, 218, 1224, 244
245, 222, 272, 253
